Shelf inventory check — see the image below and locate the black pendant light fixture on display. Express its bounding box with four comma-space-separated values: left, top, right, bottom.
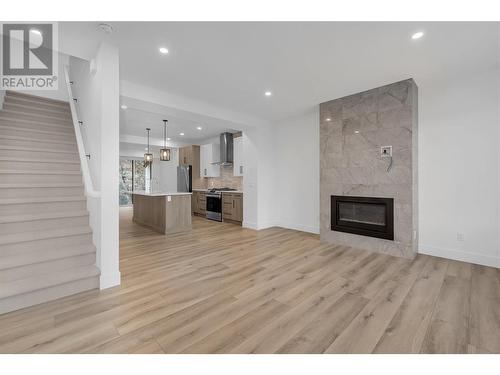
160, 119, 171, 161
144, 128, 153, 165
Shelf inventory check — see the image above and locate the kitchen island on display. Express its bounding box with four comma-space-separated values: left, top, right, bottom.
131, 191, 192, 234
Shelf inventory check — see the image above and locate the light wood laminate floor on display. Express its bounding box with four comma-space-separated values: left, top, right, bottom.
0, 207, 498, 354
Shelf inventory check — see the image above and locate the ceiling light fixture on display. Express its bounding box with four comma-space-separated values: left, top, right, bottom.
264, 91, 272, 97
179, 132, 185, 136
411, 31, 424, 40
159, 47, 169, 54
196, 126, 202, 130
98, 23, 114, 34
326, 118, 331, 122
354, 130, 360, 134
144, 128, 153, 165
121, 105, 127, 109
160, 119, 171, 161
167, 137, 171, 141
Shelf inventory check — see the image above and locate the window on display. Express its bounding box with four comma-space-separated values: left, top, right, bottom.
119, 159, 150, 206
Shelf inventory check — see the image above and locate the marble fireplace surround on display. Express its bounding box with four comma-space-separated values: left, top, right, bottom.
319, 79, 418, 258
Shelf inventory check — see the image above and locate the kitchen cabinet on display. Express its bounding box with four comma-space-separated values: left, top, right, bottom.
179, 145, 199, 167
222, 192, 243, 223
179, 146, 193, 167
191, 192, 198, 214
192, 191, 206, 215
179, 146, 200, 180
233, 136, 244, 176
200, 143, 220, 178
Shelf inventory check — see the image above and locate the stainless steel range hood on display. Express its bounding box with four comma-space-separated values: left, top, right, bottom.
218, 132, 233, 165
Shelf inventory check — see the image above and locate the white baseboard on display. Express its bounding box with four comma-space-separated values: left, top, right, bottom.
242, 221, 258, 230
99, 271, 121, 290
257, 221, 278, 230
276, 221, 320, 234
243, 221, 278, 230
419, 244, 499, 268
243, 219, 320, 235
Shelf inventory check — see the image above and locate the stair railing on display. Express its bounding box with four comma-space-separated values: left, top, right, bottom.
63, 65, 101, 198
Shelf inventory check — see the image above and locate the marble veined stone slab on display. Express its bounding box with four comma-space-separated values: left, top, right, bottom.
319, 79, 418, 258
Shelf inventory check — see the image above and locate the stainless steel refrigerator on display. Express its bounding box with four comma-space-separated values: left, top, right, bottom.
177, 165, 192, 192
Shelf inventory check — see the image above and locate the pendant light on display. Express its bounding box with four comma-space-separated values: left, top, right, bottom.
160, 119, 171, 161
144, 128, 153, 165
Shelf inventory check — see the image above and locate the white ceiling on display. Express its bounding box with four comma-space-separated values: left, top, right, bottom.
60, 22, 499, 122
118, 95, 241, 156
120, 105, 238, 144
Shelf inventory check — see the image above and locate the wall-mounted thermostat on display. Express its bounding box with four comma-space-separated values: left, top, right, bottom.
381, 146, 392, 157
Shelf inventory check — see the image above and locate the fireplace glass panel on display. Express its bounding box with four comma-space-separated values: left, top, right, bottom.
331, 195, 394, 240
338, 202, 386, 226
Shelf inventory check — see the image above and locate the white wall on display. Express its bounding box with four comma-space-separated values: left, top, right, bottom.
69, 43, 121, 288
240, 125, 277, 230
24, 51, 70, 102
418, 66, 500, 267
269, 66, 500, 268
151, 148, 179, 192
273, 109, 320, 233
69, 57, 101, 189
98, 43, 121, 288
241, 128, 259, 229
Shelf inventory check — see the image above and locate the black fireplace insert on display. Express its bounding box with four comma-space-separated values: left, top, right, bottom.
331, 195, 394, 240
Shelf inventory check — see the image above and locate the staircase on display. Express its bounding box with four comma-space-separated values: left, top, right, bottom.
0, 91, 100, 315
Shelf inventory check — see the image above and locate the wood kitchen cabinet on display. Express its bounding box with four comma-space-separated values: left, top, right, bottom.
179, 146, 200, 182
179, 145, 200, 169
191, 192, 198, 214
222, 192, 243, 223
192, 191, 206, 216
179, 146, 191, 166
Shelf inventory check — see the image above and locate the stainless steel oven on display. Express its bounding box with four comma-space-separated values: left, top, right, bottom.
205, 188, 237, 221
206, 192, 222, 221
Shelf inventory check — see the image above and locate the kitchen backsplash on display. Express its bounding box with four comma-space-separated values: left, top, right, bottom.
203, 164, 243, 190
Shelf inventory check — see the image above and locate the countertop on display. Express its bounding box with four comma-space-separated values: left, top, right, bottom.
192, 189, 244, 194
130, 191, 192, 196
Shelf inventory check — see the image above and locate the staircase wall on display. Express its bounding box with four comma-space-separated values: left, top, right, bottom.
68, 42, 121, 289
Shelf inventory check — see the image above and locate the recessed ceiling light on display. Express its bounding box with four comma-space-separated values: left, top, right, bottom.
196, 126, 202, 130
411, 31, 424, 40
167, 137, 171, 141
264, 91, 272, 97
354, 130, 360, 134
179, 132, 185, 136
120, 105, 127, 109
326, 118, 331, 122
159, 47, 169, 54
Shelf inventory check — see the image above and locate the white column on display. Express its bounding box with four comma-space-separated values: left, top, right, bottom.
97, 42, 121, 288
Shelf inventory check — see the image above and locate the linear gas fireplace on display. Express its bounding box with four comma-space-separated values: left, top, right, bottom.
331, 196, 394, 240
